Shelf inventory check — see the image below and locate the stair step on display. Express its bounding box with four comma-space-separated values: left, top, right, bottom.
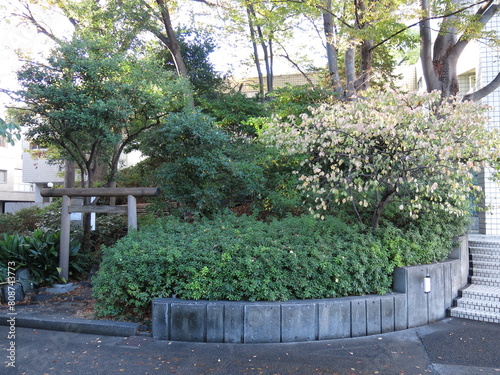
469, 246, 500, 257
456, 298, 500, 312
449, 307, 500, 323
470, 260, 500, 270
469, 276, 500, 287
470, 254, 500, 264
472, 268, 500, 278
461, 284, 500, 302
469, 240, 500, 249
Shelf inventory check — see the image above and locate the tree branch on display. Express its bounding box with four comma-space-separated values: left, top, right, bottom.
454, 2, 499, 56
462, 72, 500, 102
370, 0, 492, 52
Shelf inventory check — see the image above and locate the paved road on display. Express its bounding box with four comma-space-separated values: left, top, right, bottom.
1, 317, 499, 375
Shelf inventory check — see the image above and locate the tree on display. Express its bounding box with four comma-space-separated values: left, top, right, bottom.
8, 0, 194, 105
137, 109, 266, 215
153, 27, 225, 97
8, 34, 187, 188
263, 89, 500, 230
419, 0, 500, 101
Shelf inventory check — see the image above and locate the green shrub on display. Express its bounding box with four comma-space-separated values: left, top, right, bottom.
138, 110, 266, 215
0, 230, 91, 285
92, 213, 457, 318
0, 206, 44, 235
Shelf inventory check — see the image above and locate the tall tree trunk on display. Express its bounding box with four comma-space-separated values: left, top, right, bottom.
247, 5, 265, 99
354, 0, 372, 91
345, 47, 356, 98
356, 38, 373, 91
154, 0, 194, 107
322, 0, 343, 94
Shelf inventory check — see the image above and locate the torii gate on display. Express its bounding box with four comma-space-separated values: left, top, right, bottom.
40, 187, 160, 281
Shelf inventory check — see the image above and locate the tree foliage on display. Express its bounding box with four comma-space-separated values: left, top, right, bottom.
263, 89, 500, 229
10, 34, 188, 187
0, 118, 21, 145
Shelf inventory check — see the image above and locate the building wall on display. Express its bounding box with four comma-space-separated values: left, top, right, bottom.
477, 13, 500, 234
0, 137, 35, 212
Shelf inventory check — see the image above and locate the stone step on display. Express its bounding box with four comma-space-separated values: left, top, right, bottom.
472, 268, 500, 278
470, 260, 500, 271
456, 298, 500, 313
461, 284, 500, 302
449, 307, 500, 323
469, 240, 500, 249
469, 276, 500, 287
469, 246, 500, 257
470, 254, 500, 264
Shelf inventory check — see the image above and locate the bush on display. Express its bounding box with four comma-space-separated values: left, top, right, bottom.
138, 110, 266, 216
0, 206, 44, 235
92, 213, 456, 318
263, 89, 497, 230
0, 230, 91, 285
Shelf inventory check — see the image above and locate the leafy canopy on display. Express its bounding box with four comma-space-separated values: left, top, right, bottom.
263, 89, 500, 229
11, 33, 188, 186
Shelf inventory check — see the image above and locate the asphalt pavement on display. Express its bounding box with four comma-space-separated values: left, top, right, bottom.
0, 317, 499, 375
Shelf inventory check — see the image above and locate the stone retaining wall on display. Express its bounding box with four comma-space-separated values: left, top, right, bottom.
152, 236, 469, 343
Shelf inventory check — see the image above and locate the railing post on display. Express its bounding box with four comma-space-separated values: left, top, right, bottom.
59, 195, 71, 282
127, 195, 137, 230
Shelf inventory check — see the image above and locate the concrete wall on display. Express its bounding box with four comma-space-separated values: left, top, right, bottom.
152, 236, 469, 343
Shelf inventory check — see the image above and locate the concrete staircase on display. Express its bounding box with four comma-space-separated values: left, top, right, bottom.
449, 237, 500, 323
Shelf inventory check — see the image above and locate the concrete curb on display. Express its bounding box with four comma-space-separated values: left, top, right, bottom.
0, 313, 140, 337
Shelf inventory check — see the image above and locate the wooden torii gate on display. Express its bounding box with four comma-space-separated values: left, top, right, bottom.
40, 187, 160, 281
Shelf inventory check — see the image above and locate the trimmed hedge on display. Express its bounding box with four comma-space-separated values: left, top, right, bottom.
92, 213, 455, 318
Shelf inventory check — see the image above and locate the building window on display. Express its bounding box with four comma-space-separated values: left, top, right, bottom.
0, 170, 6, 183
14, 169, 33, 192
0, 137, 6, 148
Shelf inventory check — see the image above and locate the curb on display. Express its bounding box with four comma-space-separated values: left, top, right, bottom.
0, 313, 140, 337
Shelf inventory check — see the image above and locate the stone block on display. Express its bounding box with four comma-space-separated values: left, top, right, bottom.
393, 267, 407, 293
206, 303, 224, 343
351, 299, 367, 337
281, 303, 317, 342
366, 298, 381, 335
394, 293, 407, 331
152, 298, 170, 340
318, 299, 350, 339
170, 303, 205, 342
428, 264, 446, 322
244, 304, 281, 343
442, 262, 453, 309
406, 266, 428, 328
224, 304, 244, 343
381, 296, 395, 333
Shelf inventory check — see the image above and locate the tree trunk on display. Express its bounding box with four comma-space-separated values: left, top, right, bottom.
247, 6, 265, 99
356, 38, 373, 91
345, 47, 356, 98
420, 0, 500, 101
154, 0, 194, 107
322, 0, 343, 94
354, 0, 372, 92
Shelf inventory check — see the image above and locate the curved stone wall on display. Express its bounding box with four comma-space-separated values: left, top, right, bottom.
152, 236, 469, 343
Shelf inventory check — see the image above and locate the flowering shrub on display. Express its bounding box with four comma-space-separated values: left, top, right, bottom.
263, 89, 499, 229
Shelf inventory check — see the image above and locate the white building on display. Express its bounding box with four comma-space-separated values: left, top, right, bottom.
0, 137, 36, 213
475, 13, 500, 235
